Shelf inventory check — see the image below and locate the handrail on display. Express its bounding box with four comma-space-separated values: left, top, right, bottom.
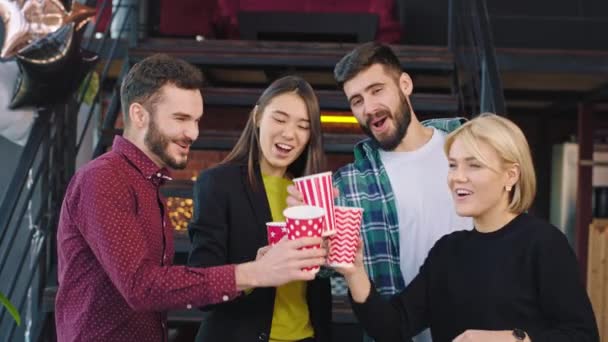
0, 113, 50, 241
76, 0, 136, 154
0, 0, 139, 340
448, 0, 506, 116
0, 110, 54, 341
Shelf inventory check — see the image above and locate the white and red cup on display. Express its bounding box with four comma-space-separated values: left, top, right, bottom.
292, 171, 336, 237
266, 222, 287, 245
327, 206, 364, 268
283, 205, 325, 273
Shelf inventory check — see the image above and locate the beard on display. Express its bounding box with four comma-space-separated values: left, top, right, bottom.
360, 91, 412, 151
144, 114, 191, 170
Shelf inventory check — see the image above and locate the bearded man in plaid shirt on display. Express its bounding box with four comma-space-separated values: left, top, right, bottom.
290, 42, 473, 342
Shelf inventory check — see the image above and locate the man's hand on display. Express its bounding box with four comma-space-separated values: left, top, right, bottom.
255, 245, 271, 261
453, 330, 531, 342
235, 236, 326, 290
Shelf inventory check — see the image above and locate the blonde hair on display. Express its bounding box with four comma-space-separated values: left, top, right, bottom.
444, 113, 536, 214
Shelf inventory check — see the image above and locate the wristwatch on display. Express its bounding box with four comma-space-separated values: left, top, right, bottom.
512, 328, 527, 341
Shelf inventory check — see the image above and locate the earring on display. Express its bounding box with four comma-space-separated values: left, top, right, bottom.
505, 185, 512, 192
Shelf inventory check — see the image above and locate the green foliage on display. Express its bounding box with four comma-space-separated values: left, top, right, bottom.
0, 291, 21, 326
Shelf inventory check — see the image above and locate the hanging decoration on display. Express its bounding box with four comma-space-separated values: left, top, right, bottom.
10, 23, 100, 109
0, 0, 30, 58
0, 0, 98, 109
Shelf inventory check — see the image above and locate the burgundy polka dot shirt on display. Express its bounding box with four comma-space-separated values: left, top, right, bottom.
55, 136, 240, 342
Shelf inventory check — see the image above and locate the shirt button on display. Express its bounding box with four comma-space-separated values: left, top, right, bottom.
186, 304, 192, 309
156, 172, 162, 177
222, 295, 229, 302
258, 332, 268, 341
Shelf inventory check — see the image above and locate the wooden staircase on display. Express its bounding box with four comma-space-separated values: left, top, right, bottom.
39, 38, 461, 340
116, 39, 463, 248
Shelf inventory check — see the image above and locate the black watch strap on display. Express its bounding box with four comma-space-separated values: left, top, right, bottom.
512, 328, 527, 341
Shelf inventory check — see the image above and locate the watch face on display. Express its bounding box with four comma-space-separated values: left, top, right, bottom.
513, 328, 526, 340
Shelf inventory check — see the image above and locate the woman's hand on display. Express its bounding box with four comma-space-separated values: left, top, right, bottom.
331, 239, 371, 303
332, 238, 365, 278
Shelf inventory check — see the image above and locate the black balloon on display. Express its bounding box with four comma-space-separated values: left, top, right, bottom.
9, 23, 99, 109
17, 21, 73, 63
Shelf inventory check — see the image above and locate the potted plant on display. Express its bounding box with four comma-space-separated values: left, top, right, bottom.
0, 291, 20, 326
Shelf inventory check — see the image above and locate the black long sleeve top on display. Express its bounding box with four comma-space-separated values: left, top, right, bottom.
351, 213, 599, 342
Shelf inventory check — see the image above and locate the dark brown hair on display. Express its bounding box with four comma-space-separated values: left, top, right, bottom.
120, 53, 203, 125
223, 75, 325, 186
334, 42, 402, 88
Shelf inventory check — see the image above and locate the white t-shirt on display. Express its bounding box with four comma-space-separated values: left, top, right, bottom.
380, 128, 473, 342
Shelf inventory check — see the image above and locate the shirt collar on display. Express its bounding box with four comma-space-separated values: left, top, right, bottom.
353, 118, 466, 164
353, 138, 380, 164
112, 136, 173, 184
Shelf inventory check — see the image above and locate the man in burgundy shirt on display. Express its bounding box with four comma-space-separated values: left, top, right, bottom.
55, 54, 326, 342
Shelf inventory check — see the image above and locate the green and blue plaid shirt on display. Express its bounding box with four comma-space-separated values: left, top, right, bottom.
332, 118, 465, 297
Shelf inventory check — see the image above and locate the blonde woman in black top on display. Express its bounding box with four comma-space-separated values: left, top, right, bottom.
334, 114, 599, 342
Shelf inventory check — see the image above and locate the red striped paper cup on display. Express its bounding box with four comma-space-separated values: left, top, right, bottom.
266, 222, 287, 245
293, 171, 336, 237
283, 205, 325, 273
328, 206, 363, 267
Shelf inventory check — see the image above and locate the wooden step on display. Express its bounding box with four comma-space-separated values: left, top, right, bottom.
106, 85, 458, 113
129, 39, 455, 73
100, 129, 366, 154
188, 131, 366, 153
204, 87, 459, 113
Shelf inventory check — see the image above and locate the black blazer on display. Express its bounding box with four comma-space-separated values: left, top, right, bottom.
188, 163, 332, 342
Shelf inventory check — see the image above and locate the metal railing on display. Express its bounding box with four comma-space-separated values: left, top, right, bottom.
449, 0, 506, 116
0, 1, 138, 340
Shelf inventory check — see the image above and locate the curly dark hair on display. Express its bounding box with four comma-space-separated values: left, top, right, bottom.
334, 42, 402, 89
120, 54, 203, 126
